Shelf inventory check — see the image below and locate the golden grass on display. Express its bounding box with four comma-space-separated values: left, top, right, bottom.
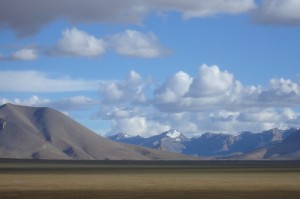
1, 160, 300, 198
0, 172, 300, 192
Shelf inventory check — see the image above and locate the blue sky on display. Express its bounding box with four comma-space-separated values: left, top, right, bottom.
1, 0, 300, 137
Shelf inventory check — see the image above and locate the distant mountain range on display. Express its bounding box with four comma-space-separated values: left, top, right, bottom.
0, 103, 195, 160
108, 128, 300, 160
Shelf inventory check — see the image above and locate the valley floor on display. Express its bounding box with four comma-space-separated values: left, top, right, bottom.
0, 160, 300, 199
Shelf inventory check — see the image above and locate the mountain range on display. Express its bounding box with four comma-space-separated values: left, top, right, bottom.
108, 128, 300, 160
1, 103, 299, 160
0, 103, 196, 160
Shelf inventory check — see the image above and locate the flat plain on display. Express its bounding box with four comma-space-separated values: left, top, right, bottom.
0, 159, 300, 199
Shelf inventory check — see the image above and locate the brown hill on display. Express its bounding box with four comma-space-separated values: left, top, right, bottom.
0, 103, 196, 160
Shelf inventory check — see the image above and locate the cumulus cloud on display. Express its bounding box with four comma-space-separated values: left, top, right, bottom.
0, 0, 256, 36
154, 71, 192, 104
258, 78, 300, 106
110, 117, 147, 135
0, 48, 38, 61
253, 0, 300, 25
154, 64, 243, 112
47, 28, 167, 58
94, 70, 150, 135
109, 116, 171, 136
2, 65, 293, 136
48, 27, 106, 57
99, 70, 149, 105
0, 70, 100, 92
237, 108, 297, 123
94, 70, 171, 136
187, 65, 239, 97
154, 64, 300, 114
2, 65, 299, 136
109, 29, 168, 58
97, 64, 300, 136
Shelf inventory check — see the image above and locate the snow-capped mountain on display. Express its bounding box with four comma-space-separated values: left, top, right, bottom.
108, 129, 189, 153
141, 129, 189, 153
108, 128, 300, 159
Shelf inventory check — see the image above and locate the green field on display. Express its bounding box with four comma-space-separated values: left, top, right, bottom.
0, 160, 300, 199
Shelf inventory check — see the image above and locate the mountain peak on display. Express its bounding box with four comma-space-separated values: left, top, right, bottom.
0, 103, 20, 110
0, 103, 51, 114
1, 103, 30, 108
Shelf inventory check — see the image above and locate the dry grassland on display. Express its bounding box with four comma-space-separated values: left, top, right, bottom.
0, 160, 300, 199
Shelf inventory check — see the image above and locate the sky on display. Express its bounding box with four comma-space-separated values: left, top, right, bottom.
1, 0, 300, 137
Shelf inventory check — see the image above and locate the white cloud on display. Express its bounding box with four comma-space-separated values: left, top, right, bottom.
0, 0, 256, 36
99, 70, 149, 105
96, 107, 133, 120
94, 70, 151, 134
11, 48, 37, 60
237, 108, 296, 123
46, 96, 99, 111
154, 71, 192, 104
253, 0, 300, 25
2, 64, 299, 137
0, 64, 296, 136
140, 64, 300, 135
74, 65, 300, 135
110, 117, 147, 135
269, 78, 299, 96
109, 29, 168, 58
153, 108, 297, 135
258, 78, 300, 106
0, 70, 100, 92
48, 27, 106, 57
109, 116, 171, 136
187, 64, 239, 97
154, 64, 243, 112
0, 48, 37, 61
48, 28, 167, 58
154, 64, 300, 114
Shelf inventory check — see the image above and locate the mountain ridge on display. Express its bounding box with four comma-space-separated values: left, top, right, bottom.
0, 103, 197, 160
108, 127, 300, 159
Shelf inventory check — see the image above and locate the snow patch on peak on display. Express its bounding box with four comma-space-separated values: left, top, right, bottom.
166, 129, 181, 139
109, 133, 130, 140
